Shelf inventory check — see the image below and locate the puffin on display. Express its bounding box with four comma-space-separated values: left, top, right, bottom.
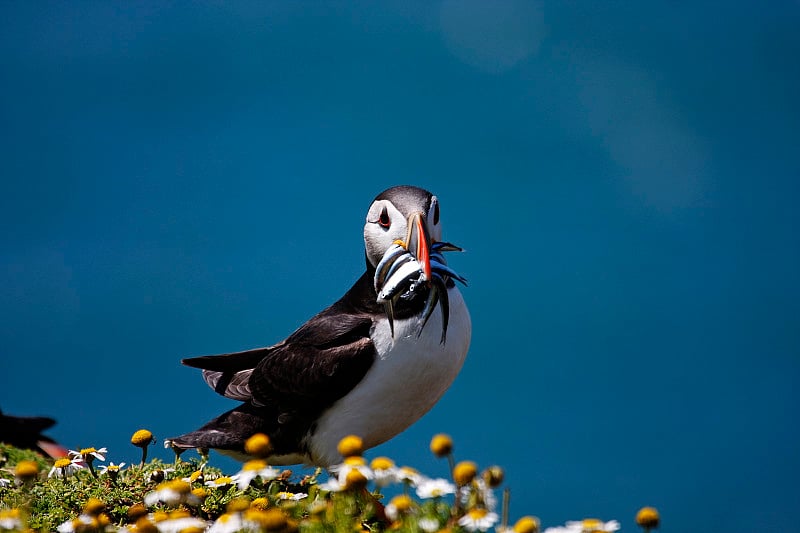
166, 185, 470, 466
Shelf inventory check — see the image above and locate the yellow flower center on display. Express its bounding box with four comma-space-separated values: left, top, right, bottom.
635, 507, 660, 528
389, 494, 413, 513
245, 509, 288, 531
344, 469, 368, 489
227, 497, 251, 513
244, 433, 272, 457
152, 511, 169, 523
452, 461, 478, 485
108, 465, 120, 472
513, 516, 540, 533
179, 527, 205, 533
243, 459, 267, 472
370, 456, 395, 470
210, 477, 234, 487
131, 429, 154, 447
188, 470, 204, 482
337, 434, 364, 457
83, 498, 105, 515
344, 456, 367, 466
169, 510, 192, 520
80, 447, 97, 455
15, 460, 40, 478
430, 434, 454, 457
250, 497, 269, 510
54, 458, 72, 469
127, 504, 148, 521
161, 479, 191, 494
582, 519, 602, 531
134, 518, 159, 533
191, 488, 207, 500
468, 509, 488, 520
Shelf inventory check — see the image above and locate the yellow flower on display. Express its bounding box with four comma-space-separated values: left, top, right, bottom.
458, 509, 499, 532
14, 460, 40, 480
370, 456, 395, 470
513, 516, 540, 533
337, 435, 364, 457
453, 461, 478, 485
430, 434, 453, 457
635, 507, 660, 529
344, 468, 368, 490
83, 498, 105, 516
244, 509, 287, 531
389, 494, 413, 513
205, 476, 237, 489
250, 498, 270, 510
227, 497, 251, 513
0, 509, 24, 531
133, 517, 159, 533
127, 503, 148, 522
185, 470, 204, 484
244, 433, 272, 458
131, 429, 154, 447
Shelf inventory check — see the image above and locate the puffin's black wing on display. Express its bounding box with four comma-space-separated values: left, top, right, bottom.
183, 346, 275, 401
181, 308, 376, 408
171, 273, 379, 458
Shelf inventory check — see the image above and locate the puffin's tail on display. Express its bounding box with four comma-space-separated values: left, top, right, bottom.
165, 404, 272, 457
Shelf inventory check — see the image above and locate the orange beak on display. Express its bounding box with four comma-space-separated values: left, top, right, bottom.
405, 212, 432, 281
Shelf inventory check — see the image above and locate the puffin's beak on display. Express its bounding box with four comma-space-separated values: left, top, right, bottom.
405, 212, 432, 281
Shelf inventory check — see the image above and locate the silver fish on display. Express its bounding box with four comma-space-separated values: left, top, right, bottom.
373, 240, 466, 344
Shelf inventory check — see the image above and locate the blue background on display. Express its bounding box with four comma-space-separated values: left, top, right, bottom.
1, 2, 798, 532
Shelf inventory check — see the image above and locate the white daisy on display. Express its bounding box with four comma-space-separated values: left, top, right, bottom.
235, 460, 280, 490
276, 491, 307, 501
458, 479, 497, 512
330, 456, 374, 485
0, 478, 12, 488
144, 480, 200, 507
48, 457, 84, 478
369, 457, 401, 487
416, 477, 456, 499
154, 516, 208, 533
419, 517, 441, 533
564, 519, 621, 532
396, 466, 424, 486
204, 475, 240, 489
208, 512, 244, 533
69, 447, 107, 463
317, 477, 345, 492
56, 514, 95, 533
0, 509, 24, 530
98, 462, 126, 481
457, 509, 499, 532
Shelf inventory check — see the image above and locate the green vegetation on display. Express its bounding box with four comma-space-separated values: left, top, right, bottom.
0, 433, 659, 533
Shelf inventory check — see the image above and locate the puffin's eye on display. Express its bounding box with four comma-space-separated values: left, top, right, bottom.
378, 206, 391, 228
433, 202, 440, 225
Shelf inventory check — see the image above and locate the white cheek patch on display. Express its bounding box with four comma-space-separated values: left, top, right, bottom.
364, 201, 408, 266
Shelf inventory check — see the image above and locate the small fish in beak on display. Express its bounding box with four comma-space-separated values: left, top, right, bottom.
374, 240, 467, 344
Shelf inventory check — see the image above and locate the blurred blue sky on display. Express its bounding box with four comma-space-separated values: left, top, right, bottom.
1, 2, 798, 531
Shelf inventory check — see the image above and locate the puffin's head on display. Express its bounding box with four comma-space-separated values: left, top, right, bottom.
363, 186, 442, 276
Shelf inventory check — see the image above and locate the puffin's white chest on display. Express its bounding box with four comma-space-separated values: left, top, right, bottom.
308, 288, 471, 465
